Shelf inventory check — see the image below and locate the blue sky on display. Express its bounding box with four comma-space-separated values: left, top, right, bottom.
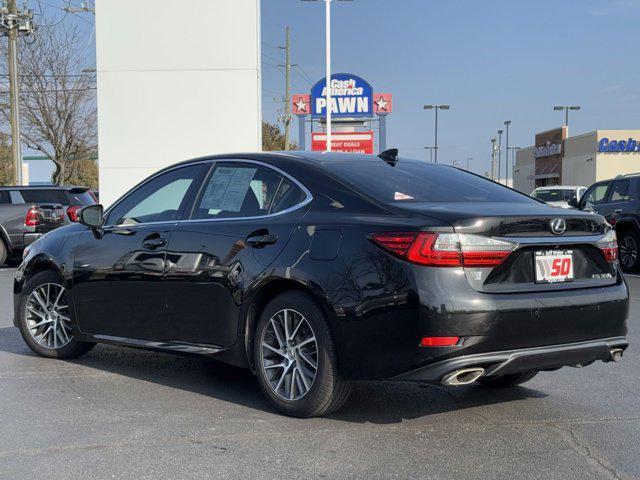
262, 0, 640, 175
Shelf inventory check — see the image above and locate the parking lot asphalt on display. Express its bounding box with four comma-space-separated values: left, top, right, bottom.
1, 265, 639, 480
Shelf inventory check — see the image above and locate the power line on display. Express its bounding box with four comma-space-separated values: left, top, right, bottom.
262, 51, 283, 64
0, 86, 96, 93
294, 64, 315, 85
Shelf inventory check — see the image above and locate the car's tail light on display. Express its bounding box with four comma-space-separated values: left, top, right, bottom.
370, 232, 516, 267
419, 336, 460, 347
25, 207, 40, 227
67, 205, 81, 222
598, 230, 618, 263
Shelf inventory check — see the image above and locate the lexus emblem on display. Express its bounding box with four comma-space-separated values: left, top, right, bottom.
550, 218, 567, 235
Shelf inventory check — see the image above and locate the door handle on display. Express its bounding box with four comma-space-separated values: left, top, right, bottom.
103, 226, 135, 236
246, 233, 278, 248
142, 237, 167, 250
614, 209, 623, 214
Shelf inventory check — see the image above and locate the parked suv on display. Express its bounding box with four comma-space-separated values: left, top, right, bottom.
0, 186, 95, 265
575, 174, 640, 272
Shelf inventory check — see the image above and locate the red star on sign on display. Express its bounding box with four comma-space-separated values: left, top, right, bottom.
373, 93, 393, 114
292, 94, 310, 115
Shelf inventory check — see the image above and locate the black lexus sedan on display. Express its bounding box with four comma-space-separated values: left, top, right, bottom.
13, 151, 629, 417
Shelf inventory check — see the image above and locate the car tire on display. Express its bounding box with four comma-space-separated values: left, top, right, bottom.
618, 229, 640, 272
0, 238, 8, 266
254, 291, 351, 418
477, 370, 538, 388
17, 270, 95, 359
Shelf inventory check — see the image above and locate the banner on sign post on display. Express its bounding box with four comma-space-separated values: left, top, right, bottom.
311, 131, 374, 154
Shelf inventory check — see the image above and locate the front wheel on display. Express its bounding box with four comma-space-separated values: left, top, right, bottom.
477, 370, 538, 388
618, 229, 640, 272
254, 291, 351, 417
17, 270, 95, 359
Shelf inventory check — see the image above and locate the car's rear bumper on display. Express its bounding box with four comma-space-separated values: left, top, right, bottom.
23, 232, 42, 247
391, 336, 629, 383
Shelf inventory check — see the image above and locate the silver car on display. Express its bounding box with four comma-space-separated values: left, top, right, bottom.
531, 186, 586, 208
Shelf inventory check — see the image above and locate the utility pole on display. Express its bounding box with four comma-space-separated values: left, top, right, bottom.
278, 26, 296, 150
1, 1, 34, 185
466, 157, 472, 171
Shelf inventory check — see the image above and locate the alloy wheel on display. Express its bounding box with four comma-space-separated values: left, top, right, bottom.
620, 235, 638, 269
260, 309, 318, 401
24, 283, 73, 349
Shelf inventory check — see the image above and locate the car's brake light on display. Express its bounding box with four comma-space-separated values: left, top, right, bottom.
598, 230, 618, 263
67, 205, 81, 222
25, 207, 40, 227
419, 336, 460, 347
370, 232, 516, 267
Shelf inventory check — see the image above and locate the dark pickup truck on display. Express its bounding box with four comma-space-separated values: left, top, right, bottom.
0, 186, 96, 265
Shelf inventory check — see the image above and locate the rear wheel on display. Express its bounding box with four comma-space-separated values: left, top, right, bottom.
17, 270, 95, 359
254, 291, 351, 417
0, 239, 7, 266
618, 229, 640, 272
477, 370, 538, 388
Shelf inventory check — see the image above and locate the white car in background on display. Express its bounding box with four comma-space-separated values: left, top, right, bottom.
530, 186, 587, 208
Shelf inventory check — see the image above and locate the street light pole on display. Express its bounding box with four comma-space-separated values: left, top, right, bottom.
553, 105, 581, 127
497, 129, 503, 184
504, 120, 511, 183
424, 146, 435, 163
490, 138, 497, 180
509, 146, 521, 184
324, 0, 332, 151
423, 104, 449, 164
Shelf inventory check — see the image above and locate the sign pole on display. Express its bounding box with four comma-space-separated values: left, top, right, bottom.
325, 0, 332, 152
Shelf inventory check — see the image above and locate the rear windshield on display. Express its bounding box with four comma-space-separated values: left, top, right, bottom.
67, 190, 95, 206
531, 189, 575, 202
325, 160, 532, 203
19, 189, 69, 204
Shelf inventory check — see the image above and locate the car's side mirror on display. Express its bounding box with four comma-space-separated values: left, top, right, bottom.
79, 204, 104, 229
568, 197, 579, 209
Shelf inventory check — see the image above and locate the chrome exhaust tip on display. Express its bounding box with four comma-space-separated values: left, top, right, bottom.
610, 348, 624, 363
441, 367, 485, 386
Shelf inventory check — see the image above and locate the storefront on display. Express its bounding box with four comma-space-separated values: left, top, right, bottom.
513, 129, 640, 194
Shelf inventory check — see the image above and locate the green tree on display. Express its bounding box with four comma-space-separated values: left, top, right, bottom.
262, 122, 296, 151
61, 157, 98, 190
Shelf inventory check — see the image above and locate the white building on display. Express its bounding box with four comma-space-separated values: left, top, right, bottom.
95, 0, 262, 205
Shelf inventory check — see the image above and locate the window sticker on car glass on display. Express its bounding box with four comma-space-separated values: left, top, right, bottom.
200, 167, 257, 212
394, 192, 414, 200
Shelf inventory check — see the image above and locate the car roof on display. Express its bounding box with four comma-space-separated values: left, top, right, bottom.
533, 185, 584, 190
0, 185, 89, 190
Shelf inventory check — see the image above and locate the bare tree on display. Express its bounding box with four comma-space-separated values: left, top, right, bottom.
0, 23, 97, 185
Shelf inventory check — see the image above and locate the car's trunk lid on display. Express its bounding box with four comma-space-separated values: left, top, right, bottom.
395, 201, 617, 293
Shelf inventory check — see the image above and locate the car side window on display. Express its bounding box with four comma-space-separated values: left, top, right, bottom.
9, 190, 24, 203
583, 182, 610, 206
192, 162, 306, 220
106, 164, 204, 226
608, 180, 631, 203
0, 191, 10, 204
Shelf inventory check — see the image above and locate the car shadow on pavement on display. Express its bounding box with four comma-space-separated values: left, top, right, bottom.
0, 326, 547, 423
